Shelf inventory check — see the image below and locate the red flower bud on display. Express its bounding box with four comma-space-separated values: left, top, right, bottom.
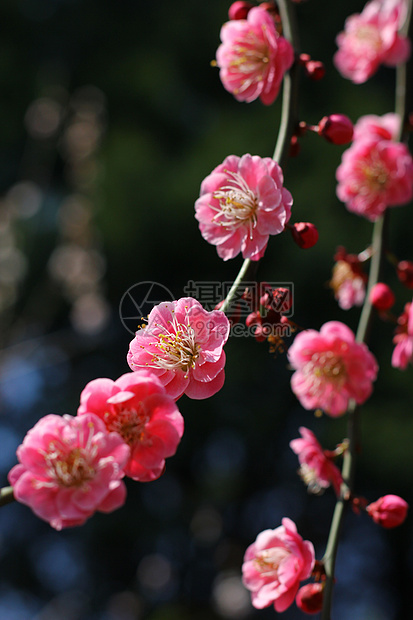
228, 1, 253, 20
289, 135, 301, 157
291, 222, 319, 249
367, 495, 409, 529
305, 60, 325, 80
296, 583, 324, 614
397, 260, 413, 288
369, 282, 395, 311
318, 114, 354, 145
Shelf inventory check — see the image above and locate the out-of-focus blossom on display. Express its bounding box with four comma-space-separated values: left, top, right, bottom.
392, 300, 413, 369
127, 297, 230, 400
397, 260, 413, 288
334, 0, 411, 84
8, 414, 129, 530
288, 321, 378, 417
215, 7, 294, 105
318, 114, 354, 145
78, 371, 184, 482
290, 222, 319, 249
195, 154, 292, 261
353, 112, 400, 141
369, 282, 395, 310
290, 427, 343, 495
330, 247, 367, 310
296, 583, 324, 614
367, 494, 409, 528
336, 135, 413, 221
242, 518, 315, 612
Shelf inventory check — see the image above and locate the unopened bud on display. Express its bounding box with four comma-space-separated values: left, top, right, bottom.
228, 1, 253, 20
305, 60, 325, 80
291, 222, 319, 249
289, 135, 301, 157
369, 282, 395, 311
296, 583, 324, 614
397, 260, 413, 288
318, 114, 354, 145
367, 495, 409, 529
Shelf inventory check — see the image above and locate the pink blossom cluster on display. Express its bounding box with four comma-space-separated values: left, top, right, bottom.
288, 321, 378, 417
336, 113, 413, 221
334, 0, 411, 84
195, 154, 292, 261
9, 297, 230, 529
215, 6, 294, 105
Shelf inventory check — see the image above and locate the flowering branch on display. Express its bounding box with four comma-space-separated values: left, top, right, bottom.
321, 4, 413, 615
220, 0, 300, 315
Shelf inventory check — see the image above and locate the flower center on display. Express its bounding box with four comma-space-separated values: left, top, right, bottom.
230, 30, 270, 93
362, 160, 389, 192
46, 445, 95, 488
105, 407, 149, 447
254, 548, 290, 577
299, 463, 326, 495
304, 351, 347, 389
354, 24, 383, 53
211, 170, 258, 237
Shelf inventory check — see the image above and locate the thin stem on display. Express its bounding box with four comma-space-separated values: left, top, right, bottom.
321, 3, 413, 615
220, 0, 300, 316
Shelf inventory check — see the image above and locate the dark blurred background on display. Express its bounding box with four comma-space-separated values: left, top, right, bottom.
0, 0, 412, 618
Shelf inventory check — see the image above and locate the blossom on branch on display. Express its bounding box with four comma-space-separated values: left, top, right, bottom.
334, 0, 411, 84
195, 154, 292, 261
336, 115, 413, 221
288, 321, 378, 417
242, 518, 315, 612
78, 371, 184, 482
8, 414, 130, 530
290, 426, 344, 495
127, 297, 230, 400
215, 6, 294, 105
392, 300, 413, 369
367, 494, 409, 528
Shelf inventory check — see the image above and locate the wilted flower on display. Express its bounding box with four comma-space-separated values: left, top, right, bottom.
334, 0, 411, 84
195, 154, 292, 261
8, 413, 130, 530
330, 247, 367, 310
242, 518, 315, 612
127, 297, 230, 400
215, 6, 294, 105
288, 321, 378, 417
78, 371, 184, 482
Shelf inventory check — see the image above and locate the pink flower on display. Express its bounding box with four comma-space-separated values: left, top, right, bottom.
78, 371, 184, 482
330, 247, 367, 310
336, 137, 413, 221
127, 297, 230, 400
290, 427, 343, 495
195, 154, 292, 261
242, 518, 315, 612
353, 112, 401, 141
392, 301, 413, 369
367, 494, 408, 528
288, 321, 378, 417
215, 6, 294, 105
334, 0, 411, 84
8, 413, 129, 530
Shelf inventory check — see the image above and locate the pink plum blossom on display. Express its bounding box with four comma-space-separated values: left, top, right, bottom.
288, 321, 378, 417
78, 371, 184, 482
195, 154, 292, 261
330, 247, 367, 310
8, 413, 130, 530
336, 136, 413, 221
392, 300, 413, 369
216, 6, 294, 105
290, 427, 343, 495
353, 112, 401, 141
334, 0, 411, 84
242, 518, 315, 612
367, 494, 408, 528
127, 297, 230, 400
